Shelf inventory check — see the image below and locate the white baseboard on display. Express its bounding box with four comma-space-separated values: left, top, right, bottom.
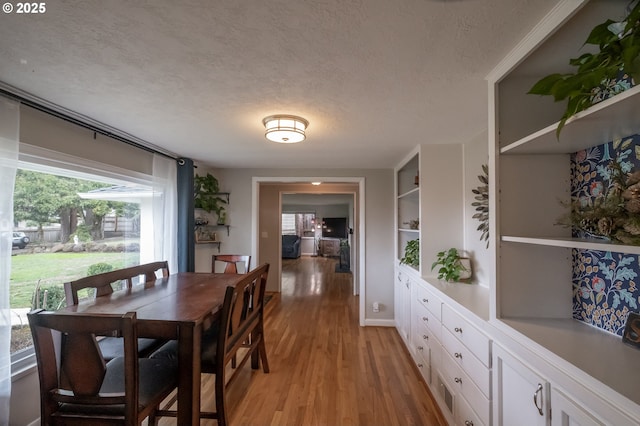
364, 318, 395, 327
28, 419, 40, 426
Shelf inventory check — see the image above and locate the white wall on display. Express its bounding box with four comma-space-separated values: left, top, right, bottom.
463, 130, 490, 287
194, 167, 395, 323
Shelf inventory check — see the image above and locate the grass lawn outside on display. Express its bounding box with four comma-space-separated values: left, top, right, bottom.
10, 251, 139, 308
10, 250, 139, 353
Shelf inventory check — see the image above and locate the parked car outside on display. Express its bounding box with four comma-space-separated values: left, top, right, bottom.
12, 232, 30, 249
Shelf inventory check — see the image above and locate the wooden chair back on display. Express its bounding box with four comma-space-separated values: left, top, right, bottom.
27, 309, 177, 425
212, 255, 251, 274
63, 261, 170, 361
215, 263, 270, 424
64, 261, 170, 306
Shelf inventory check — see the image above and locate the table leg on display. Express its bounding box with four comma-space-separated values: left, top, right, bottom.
177, 323, 202, 425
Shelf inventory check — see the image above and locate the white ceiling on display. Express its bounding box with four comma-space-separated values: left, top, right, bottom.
0, 0, 559, 169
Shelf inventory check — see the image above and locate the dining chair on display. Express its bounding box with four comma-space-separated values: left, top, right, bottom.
212, 254, 251, 274
63, 261, 170, 361
152, 263, 270, 425
28, 309, 178, 426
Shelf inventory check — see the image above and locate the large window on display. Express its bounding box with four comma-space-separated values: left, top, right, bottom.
10, 165, 154, 356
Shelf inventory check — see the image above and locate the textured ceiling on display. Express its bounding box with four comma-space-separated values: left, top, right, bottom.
0, 0, 559, 169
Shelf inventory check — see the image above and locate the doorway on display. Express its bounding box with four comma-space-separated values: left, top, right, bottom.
251, 177, 366, 326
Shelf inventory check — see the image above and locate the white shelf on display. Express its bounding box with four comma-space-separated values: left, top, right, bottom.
501, 85, 640, 155
398, 187, 419, 199
398, 228, 419, 233
501, 235, 640, 255
500, 317, 640, 406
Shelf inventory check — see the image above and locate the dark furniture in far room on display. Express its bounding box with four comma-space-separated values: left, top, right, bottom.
282, 235, 301, 258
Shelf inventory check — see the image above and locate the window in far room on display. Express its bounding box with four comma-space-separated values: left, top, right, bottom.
281, 212, 316, 236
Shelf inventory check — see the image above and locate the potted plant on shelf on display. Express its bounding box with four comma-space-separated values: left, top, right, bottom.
400, 239, 419, 268
528, 1, 639, 137
194, 173, 227, 224
431, 248, 472, 282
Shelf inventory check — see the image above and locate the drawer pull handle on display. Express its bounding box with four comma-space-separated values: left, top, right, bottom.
417, 346, 423, 351
454, 377, 462, 384
423, 298, 428, 303
464, 421, 474, 426
454, 327, 462, 333
422, 316, 428, 322
533, 383, 544, 416
423, 334, 428, 340
454, 352, 462, 359
418, 363, 424, 368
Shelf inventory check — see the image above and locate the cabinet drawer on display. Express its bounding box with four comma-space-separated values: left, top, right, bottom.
414, 340, 430, 384
414, 301, 441, 342
442, 328, 491, 397
414, 320, 432, 357
456, 393, 486, 426
415, 283, 442, 320
441, 350, 490, 425
442, 304, 490, 367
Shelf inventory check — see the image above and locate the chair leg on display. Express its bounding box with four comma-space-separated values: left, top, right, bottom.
215, 370, 228, 426
253, 336, 269, 373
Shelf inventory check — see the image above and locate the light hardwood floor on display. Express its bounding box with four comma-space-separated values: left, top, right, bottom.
161, 256, 445, 425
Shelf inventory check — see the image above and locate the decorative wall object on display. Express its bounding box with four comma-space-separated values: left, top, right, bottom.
571, 134, 640, 336
472, 164, 489, 248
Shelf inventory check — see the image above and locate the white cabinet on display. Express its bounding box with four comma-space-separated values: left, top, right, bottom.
493, 344, 549, 426
411, 280, 443, 386
488, 0, 640, 411
394, 267, 411, 345
440, 303, 492, 426
551, 389, 604, 426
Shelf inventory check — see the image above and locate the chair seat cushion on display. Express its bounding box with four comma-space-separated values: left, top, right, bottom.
58, 356, 178, 415
150, 323, 220, 368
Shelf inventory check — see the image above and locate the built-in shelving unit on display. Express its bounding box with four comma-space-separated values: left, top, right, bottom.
395, 145, 463, 275
489, 0, 640, 408
396, 150, 420, 270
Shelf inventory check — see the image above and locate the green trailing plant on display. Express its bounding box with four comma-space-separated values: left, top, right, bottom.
431, 248, 470, 282
528, 1, 640, 137
400, 239, 419, 268
194, 173, 227, 222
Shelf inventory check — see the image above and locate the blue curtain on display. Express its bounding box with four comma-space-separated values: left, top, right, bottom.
177, 158, 194, 272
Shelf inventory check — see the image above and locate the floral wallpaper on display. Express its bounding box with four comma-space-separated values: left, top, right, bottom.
571, 134, 640, 336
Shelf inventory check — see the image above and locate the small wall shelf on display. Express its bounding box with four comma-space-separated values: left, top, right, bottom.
195, 240, 221, 252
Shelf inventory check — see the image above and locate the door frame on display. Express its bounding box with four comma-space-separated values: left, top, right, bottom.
251, 176, 366, 326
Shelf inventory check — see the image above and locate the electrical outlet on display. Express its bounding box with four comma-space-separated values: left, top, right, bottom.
373, 302, 380, 312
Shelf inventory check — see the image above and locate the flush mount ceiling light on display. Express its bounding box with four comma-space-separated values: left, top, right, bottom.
262, 114, 309, 143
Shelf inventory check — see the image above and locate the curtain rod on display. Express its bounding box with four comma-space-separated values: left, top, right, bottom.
0, 83, 179, 161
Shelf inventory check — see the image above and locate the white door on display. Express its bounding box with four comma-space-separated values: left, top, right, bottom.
493, 344, 550, 426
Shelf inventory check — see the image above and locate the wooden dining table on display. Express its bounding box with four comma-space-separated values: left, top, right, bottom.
61, 271, 247, 425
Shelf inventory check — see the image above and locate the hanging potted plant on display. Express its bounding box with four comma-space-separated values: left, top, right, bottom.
528, 1, 640, 137
431, 248, 472, 282
194, 173, 227, 223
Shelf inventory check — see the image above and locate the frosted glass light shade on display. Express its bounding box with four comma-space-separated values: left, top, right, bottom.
263, 115, 309, 143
